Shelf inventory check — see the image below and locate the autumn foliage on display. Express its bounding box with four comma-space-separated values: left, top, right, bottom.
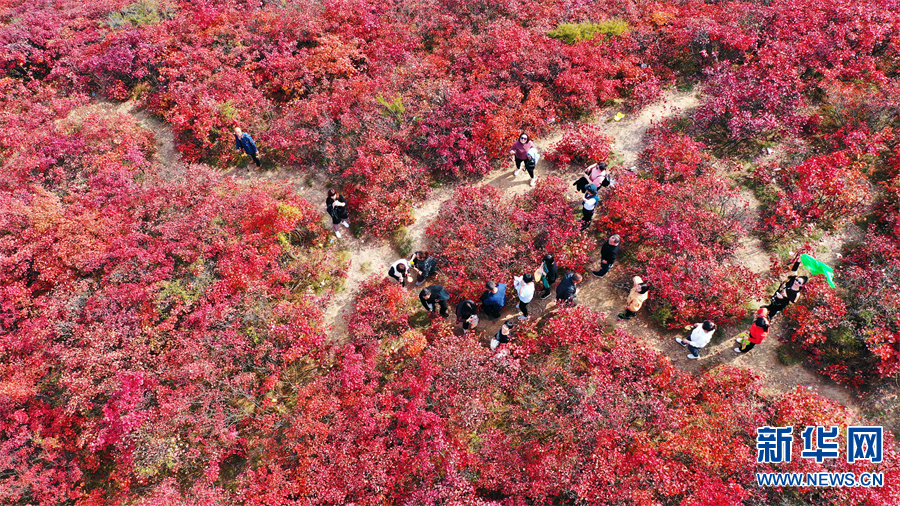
426, 177, 595, 301
597, 169, 763, 327
3, 0, 900, 502
234, 306, 900, 504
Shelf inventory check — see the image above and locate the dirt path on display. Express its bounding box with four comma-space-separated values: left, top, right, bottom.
94, 91, 865, 414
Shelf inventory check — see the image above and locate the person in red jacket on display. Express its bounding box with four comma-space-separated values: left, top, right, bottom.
735, 307, 769, 353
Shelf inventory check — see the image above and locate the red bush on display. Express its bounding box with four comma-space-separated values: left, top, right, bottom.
639, 125, 712, 183
427, 177, 595, 301
754, 151, 871, 238
544, 122, 613, 168
598, 173, 762, 326
236, 304, 900, 505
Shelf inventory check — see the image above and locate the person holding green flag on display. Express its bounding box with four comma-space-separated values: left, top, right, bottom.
766, 259, 808, 319
765, 254, 835, 319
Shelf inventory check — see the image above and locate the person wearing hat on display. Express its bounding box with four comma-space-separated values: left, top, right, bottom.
618, 276, 650, 320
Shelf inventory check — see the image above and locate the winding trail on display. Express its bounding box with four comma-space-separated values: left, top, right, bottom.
86, 90, 863, 415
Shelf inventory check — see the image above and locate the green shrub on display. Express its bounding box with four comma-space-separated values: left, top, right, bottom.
107, 0, 176, 29
547, 20, 628, 45
392, 227, 414, 257
776, 344, 805, 366
650, 303, 673, 327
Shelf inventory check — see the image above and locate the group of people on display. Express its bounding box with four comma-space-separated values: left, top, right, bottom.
319, 132, 611, 241
412, 257, 586, 350
408, 242, 807, 360
674, 259, 809, 359
382, 231, 663, 352
310, 128, 808, 358
511, 132, 614, 236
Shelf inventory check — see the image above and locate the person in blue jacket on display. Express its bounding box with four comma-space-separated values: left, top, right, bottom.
479, 280, 506, 319
234, 127, 261, 167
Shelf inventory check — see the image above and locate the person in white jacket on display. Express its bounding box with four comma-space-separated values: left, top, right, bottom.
513, 273, 536, 320
676, 320, 717, 359
387, 258, 411, 287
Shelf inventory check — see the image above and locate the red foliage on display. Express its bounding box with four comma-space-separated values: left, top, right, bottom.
639, 125, 712, 183
754, 151, 871, 237
427, 177, 595, 301
693, 60, 807, 144
235, 305, 900, 504
598, 173, 763, 326
346, 277, 417, 347
0, 101, 348, 502
544, 123, 613, 168
841, 232, 900, 379
4, 0, 900, 501
782, 281, 869, 386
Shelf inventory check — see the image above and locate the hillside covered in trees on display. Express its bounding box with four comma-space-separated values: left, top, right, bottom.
2, 0, 900, 504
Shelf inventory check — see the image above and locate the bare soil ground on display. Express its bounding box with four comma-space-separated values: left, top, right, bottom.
87, 90, 869, 416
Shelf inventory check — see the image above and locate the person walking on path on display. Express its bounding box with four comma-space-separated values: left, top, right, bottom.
592, 234, 621, 277
510, 132, 540, 187
490, 320, 515, 350
456, 299, 479, 330
555, 272, 582, 305
234, 127, 261, 168
325, 189, 350, 239
618, 276, 650, 320
420, 285, 450, 317
479, 280, 507, 319
736, 308, 769, 353
676, 320, 717, 359
536, 254, 558, 299
581, 184, 599, 232
387, 258, 411, 287
410, 251, 437, 286
574, 162, 611, 193
766, 259, 809, 319
514, 273, 536, 320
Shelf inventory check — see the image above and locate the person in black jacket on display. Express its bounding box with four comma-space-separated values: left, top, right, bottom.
420, 285, 450, 317
556, 272, 582, 305
766, 259, 809, 319
538, 254, 558, 300
456, 299, 478, 330
410, 251, 437, 286
592, 234, 621, 278
326, 189, 350, 239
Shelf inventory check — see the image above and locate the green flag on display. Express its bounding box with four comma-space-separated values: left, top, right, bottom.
800, 254, 836, 289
